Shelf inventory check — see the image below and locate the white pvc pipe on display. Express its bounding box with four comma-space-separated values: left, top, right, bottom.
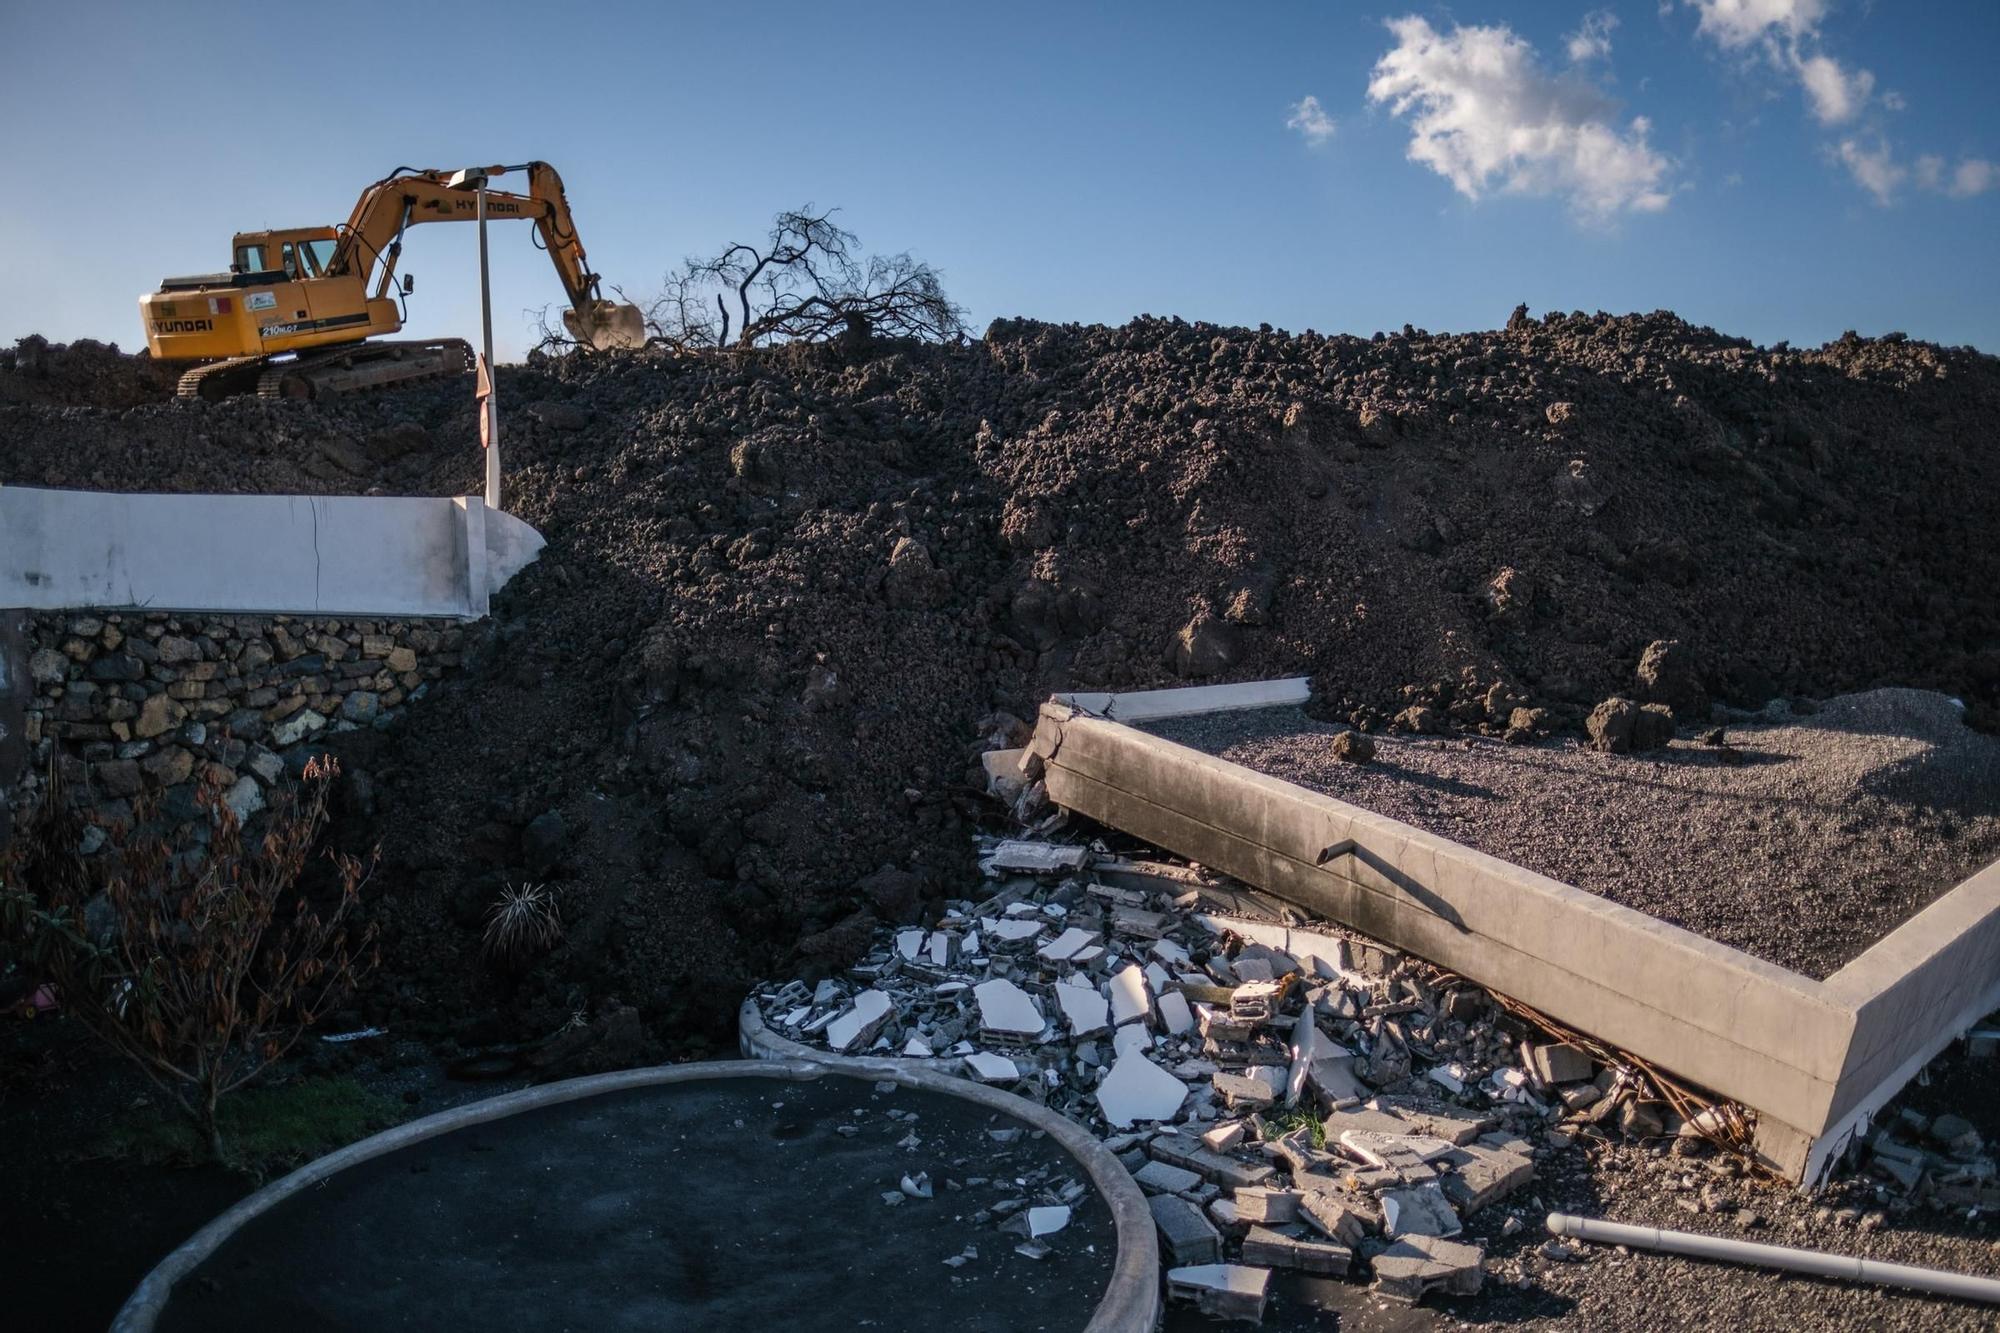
1546, 1213, 2000, 1305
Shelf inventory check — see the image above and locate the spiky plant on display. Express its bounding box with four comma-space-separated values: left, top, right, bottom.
481, 882, 563, 969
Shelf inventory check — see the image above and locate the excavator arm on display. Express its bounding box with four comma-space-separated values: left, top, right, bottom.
330, 162, 643, 349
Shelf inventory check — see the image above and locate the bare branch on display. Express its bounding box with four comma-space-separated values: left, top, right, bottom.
640, 204, 966, 354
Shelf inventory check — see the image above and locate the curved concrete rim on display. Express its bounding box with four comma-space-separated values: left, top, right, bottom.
741, 999, 1162, 1333
115, 1050, 1160, 1333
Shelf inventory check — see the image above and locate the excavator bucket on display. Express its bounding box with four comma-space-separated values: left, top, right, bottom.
564, 298, 647, 352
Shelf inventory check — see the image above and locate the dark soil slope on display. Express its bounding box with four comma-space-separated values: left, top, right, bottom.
4, 314, 1996, 1045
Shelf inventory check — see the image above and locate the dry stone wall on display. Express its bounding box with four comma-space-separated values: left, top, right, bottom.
8, 611, 463, 848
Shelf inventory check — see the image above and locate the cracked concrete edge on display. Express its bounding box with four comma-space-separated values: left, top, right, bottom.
740, 998, 1163, 1333
115, 1052, 1157, 1333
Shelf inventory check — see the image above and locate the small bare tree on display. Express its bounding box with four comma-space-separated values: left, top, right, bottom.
1, 759, 379, 1161
643, 206, 967, 352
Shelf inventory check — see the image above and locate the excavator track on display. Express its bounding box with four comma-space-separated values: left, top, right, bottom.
255, 338, 475, 401
176, 355, 268, 401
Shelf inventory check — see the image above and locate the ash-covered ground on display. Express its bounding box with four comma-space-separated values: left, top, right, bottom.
4, 312, 1998, 1045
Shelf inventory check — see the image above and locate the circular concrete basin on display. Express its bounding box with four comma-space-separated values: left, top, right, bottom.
116, 1059, 1156, 1333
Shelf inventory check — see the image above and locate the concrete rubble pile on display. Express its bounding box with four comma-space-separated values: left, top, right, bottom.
751, 835, 1686, 1316
1858, 1105, 1999, 1211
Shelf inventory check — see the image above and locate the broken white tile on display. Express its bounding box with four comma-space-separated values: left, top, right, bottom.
1381, 1182, 1462, 1238
1027, 1205, 1071, 1237
1151, 938, 1192, 967
1055, 979, 1111, 1037
934, 981, 969, 997
964, 1051, 1021, 1082
974, 978, 1045, 1039
1005, 901, 1041, 917
1145, 961, 1173, 996
1286, 1008, 1318, 1106
903, 1035, 934, 1058
1068, 945, 1106, 968
1038, 926, 1101, 964
1158, 990, 1195, 1036
984, 917, 1045, 946
825, 990, 894, 1052
896, 929, 925, 960
1096, 1051, 1191, 1127
1113, 1022, 1154, 1060
961, 931, 981, 958
927, 931, 955, 967
1339, 1130, 1457, 1166
1427, 1063, 1468, 1095
1109, 963, 1153, 1027
781, 1006, 812, 1028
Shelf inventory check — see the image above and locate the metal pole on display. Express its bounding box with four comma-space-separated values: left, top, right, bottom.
478, 182, 500, 511
1546, 1213, 2000, 1305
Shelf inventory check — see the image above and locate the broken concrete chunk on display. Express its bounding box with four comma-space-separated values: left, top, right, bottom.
1230, 979, 1284, 1022
1240, 1223, 1351, 1276
1135, 1160, 1206, 1196
1338, 1130, 1456, 1167
1370, 1234, 1484, 1304
825, 990, 894, 1053
1165, 1264, 1271, 1325
1202, 1121, 1247, 1153
1150, 1133, 1276, 1190
1298, 1189, 1373, 1246
1096, 1052, 1190, 1128
1214, 1067, 1286, 1112
1526, 1042, 1594, 1085
973, 978, 1046, 1041
985, 840, 1088, 875
1232, 1187, 1302, 1224
1151, 1194, 1223, 1265
1380, 1182, 1462, 1238
1113, 905, 1171, 939
1437, 1144, 1535, 1215
1307, 1053, 1368, 1107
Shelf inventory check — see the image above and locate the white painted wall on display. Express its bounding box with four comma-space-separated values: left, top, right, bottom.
0, 486, 542, 619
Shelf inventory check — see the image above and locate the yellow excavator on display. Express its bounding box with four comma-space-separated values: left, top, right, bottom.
140, 161, 644, 400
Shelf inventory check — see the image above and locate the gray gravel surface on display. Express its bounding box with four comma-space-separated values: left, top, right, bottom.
1147, 689, 2000, 978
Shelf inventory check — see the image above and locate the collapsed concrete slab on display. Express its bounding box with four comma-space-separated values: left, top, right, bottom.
1029, 684, 2000, 1184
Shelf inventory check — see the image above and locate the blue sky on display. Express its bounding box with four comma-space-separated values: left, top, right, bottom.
3, 1, 1995, 359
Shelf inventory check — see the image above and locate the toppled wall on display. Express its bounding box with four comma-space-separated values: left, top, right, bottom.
6, 611, 463, 845
0, 486, 543, 620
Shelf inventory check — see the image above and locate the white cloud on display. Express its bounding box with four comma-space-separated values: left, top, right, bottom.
1687, 0, 1870, 124
1367, 16, 1671, 219
1566, 10, 1620, 62
1795, 52, 1872, 125
1836, 136, 1903, 204
1690, 0, 1827, 49
1948, 158, 1998, 199
1286, 95, 1337, 145
1880, 90, 1906, 112
1838, 143, 1998, 205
